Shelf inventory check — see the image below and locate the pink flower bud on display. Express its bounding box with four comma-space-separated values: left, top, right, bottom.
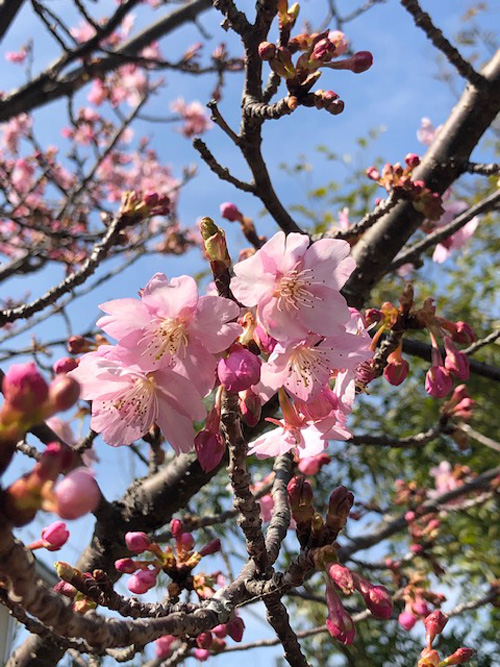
361, 584, 393, 619
170, 519, 183, 538
325, 584, 356, 644
258, 41, 277, 61
418, 647, 441, 666
444, 338, 469, 381
212, 624, 227, 639
48, 374, 80, 411
218, 347, 261, 393
2, 362, 49, 412
125, 531, 151, 553
199, 538, 221, 556
452, 321, 475, 345
425, 365, 453, 398
196, 632, 213, 649
54, 580, 77, 598
194, 648, 210, 661
298, 453, 331, 476
156, 635, 175, 658
383, 358, 409, 386
239, 389, 262, 427
179, 532, 195, 551
405, 153, 421, 169
54, 467, 100, 519
127, 568, 157, 594
226, 616, 245, 642
41, 521, 69, 550
327, 564, 355, 595
351, 51, 373, 73
424, 610, 448, 645
220, 201, 243, 222
366, 166, 380, 181
412, 599, 429, 616
253, 326, 277, 354
115, 558, 137, 574
53, 357, 78, 374
195, 429, 225, 473
67, 335, 93, 354
442, 647, 474, 665
399, 609, 417, 630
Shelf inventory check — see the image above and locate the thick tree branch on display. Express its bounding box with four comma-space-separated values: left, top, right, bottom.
343, 50, 500, 308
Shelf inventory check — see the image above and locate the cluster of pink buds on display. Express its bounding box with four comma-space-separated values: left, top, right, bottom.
325, 564, 393, 644
119, 189, 170, 224
418, 611, 473, 666
396, 572, 446, 632
257, 2, 372, 114
367, 155, 444, 221
367, 289, 474, 399
192, 614, 246, 661
3, 441, 100, 526
1, 362, 80, 450
115, 520, 221, 601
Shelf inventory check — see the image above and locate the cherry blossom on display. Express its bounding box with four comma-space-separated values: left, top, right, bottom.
68, 345, 206, 451
97, 273, 242, 395
231, 231, 355, 342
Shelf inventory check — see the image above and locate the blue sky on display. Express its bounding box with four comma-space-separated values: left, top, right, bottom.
1, 0, 498, 664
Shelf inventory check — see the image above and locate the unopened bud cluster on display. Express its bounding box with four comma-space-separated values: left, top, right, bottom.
258, 1, 372, 115
367, 288, 474, 402
367, 155, 444, 221
115, 520, 221, 601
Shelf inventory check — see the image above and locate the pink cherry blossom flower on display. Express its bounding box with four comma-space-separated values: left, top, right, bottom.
417, 117, 442, 147
231, 232, 354, 342
68, 345, 206, 452
260, 330, 371, 402
6, 47, 27, 64
170, 98, 212, 137
97, 273, 241, 396
298, 452, 330, 475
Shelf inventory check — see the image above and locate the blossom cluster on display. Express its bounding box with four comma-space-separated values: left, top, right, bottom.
68, 227, 372, 463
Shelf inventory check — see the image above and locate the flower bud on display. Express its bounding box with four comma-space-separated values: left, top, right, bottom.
127, 568, 158, 594
405, 153, 421, 169
399, 609, 417, 630
441, 647, 474, 665
195, 429, 225, 473
258, 41, 277, 61
357, 580, 393, 619
220, 202, 243, 222
125, 531, 151, 553
298, 452, 330, 476
53, 357, 78, 375
424, 610, 448, 645
54, 580, 77, 598
200, 217, 231, 267
366, 166, 380, 181
194, 648, 211, 662
418, 648, 441, 666
327, 564, 355, 595
41, 521, 69, 550
156, 635, 175, 659
170, 519, 183, 538
212, 624, 228, 639
218, 347, 261, 393
239, 389, 262, 427
383, 357, 409, 386
115, 558, 137, 574
54, 467, 100, 519
196, 632, 213, 649
199, 538, 221, 557
48, 374, 80, 412
452, 322, 475, 345
226, 616, 245, 642
67, 335, 94, 354
287, 476, 314, 522
325, 583, 356, 644
351, 50, 373, 73
425, 365, 453, 398
2, 362, 49, 413
326, 486, 354, 535
444, 338, 469, 381
179, 532, 195, 552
